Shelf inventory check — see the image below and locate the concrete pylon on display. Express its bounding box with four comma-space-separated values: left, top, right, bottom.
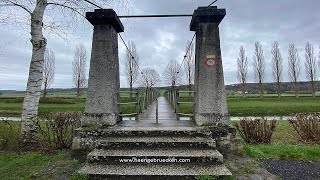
81, 9, 124, 126
190, 6, 230, 126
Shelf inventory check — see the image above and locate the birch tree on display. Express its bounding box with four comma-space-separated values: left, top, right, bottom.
0, 0, 130, 143
288, 43, 301, 98
253, 41, 265, 99
73, 44, 87, 100
42, 49, 55, 98
125, 41, 139, 93
237, 45, 248, 98
271, 41, 283, 98
183, 41, 195, 94
305, 42, 317, 97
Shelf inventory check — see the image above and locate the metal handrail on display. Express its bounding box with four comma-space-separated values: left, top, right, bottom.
118, 88, 160, 120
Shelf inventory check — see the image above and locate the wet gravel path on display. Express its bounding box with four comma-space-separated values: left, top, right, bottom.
260, 159, 320, 180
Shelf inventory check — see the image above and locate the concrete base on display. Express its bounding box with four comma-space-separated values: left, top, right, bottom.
195, 113, 230, 126
73, 124, 234, 178
81, 113, 120, 127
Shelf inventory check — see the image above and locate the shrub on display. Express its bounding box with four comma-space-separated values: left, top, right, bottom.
39, 97, 76, 104
288, 113, 320, 143
235, 118, 278, 144
39, 112, 82, 149
0, 119, 20, 149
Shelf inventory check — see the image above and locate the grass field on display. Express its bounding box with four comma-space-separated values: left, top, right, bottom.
0, 96, 137, 117
0, 150, 84, 180
240, 121, 320, 161
1, 94, 320, 117
178, 96, 320, 116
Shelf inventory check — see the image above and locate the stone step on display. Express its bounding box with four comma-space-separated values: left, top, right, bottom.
76, 126, 215, 138
87, 148, 223, 164
79, 163, 232, 178
73, 136, 216, 149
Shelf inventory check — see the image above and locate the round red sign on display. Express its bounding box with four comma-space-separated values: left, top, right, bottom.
205, 58, 218, 67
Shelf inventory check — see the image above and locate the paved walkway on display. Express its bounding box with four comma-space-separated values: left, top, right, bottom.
118, 96, 196, 127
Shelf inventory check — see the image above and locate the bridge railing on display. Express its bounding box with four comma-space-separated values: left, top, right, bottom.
164, 89, 195, 120
118, 88, 160, 120
118, 90, 140, 120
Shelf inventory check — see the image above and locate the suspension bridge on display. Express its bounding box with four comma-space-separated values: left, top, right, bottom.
73, 3, 234, 178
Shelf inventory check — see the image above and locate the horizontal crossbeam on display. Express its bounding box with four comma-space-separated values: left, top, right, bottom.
177, 113, 194, 117
177, 102, 195, 104
118, 102, 138, 105
119, 14, 193, 18
119, 113, 138, 117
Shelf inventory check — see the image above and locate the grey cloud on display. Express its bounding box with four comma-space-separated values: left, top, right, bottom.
0, 0, 319, 90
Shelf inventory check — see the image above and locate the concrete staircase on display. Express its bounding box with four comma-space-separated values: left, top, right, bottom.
73, 126, 233, 179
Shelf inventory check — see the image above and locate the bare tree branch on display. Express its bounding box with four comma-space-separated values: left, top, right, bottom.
288, 43, 301, 98
184, 40, 194, 94
271, 41, 283, 98
253, 41, 265, 99
0, 0, 131, 143
0, 0, 32, 14
163, 60, 182, 89
42, 48, 55, 98
139, 68, 161, 88
73, 44, 87, 100
125, 41, 139, 93
305, 42, 317, 97
47, 2, 85, 18
237, 45, 248, 98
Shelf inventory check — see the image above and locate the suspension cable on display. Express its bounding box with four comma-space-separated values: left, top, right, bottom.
83, 0, 104, 9
176, 33, 196, 74
207, 0, 219, 7
118, 33, 144, 74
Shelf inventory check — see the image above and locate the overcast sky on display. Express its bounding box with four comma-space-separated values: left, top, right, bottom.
0, 0, 319, 90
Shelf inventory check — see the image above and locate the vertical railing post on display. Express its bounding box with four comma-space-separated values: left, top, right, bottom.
141, 90, 144, 112
156, 98, 158, 123
135, 90, 139, 120
169, 90, 172, 107
173, 88, 176, 111
151, 89, 154, 103
171, 90, 173, 106
193, 91, 196, 121
151, 89, 154, 102
175, 89, 180, 120
145, 88, 148, 108
168, 91, 170, 105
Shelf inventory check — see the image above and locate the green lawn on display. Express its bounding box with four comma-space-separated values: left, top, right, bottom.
179, 96, 320, 116
244, 143, 320, 161
0, 96, 137, 117
0, 151, 82, 180
0, 151, 64, 178
227, 97, 320, 116
235, 120, 320, 161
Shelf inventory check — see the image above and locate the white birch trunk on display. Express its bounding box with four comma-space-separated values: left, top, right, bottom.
20, 0, 47, 143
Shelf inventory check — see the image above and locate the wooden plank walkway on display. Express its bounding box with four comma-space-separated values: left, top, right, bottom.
118, 96, 196, 127
139, 96, 176, 120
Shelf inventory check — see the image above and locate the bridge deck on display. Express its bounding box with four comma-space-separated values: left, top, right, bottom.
118, 96, 196, 127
